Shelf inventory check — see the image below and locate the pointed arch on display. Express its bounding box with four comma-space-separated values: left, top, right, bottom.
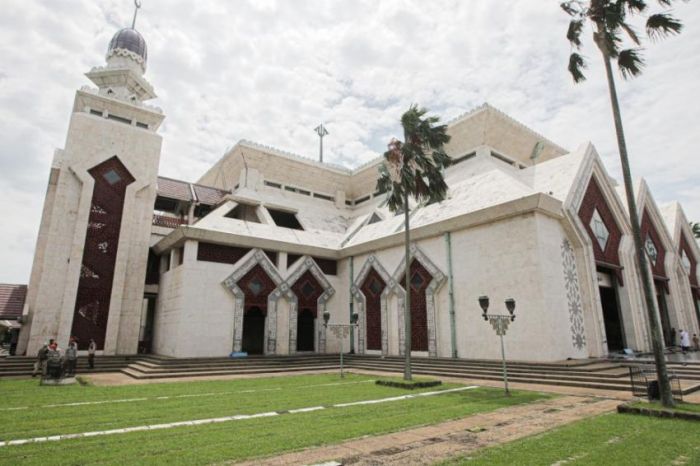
282, 256, 335, 354
391, 244, 446, 357
351, 254, 392, 355
222, 248, 286, 354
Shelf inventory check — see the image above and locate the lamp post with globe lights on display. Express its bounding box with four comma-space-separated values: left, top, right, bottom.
323, 311, 358, 379
478, 296, 516, 395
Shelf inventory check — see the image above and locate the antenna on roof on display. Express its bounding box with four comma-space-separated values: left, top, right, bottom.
314, 123, 329, 163
131, 0, 142, 29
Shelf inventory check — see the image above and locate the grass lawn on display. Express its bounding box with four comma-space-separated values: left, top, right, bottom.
0, 373, 547, 465
441, 412, 700, 465
629, 400, 700, 414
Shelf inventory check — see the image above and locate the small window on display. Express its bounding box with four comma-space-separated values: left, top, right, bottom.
284, 186, 297, 193
103, 169, 122, 185
225, 203, 261, 223
355, 195, 371, 205
367, 213, 383, 225
107, 114, 132, 125
264, 181, 282, 189
90, 109, 103, 117
345, 200, 353, 206
313, 193, 334, 201
136, 122, 148, 129
451, 152, 476, 165
267, 208, 303, 230
491, 151, 516, 166
298, 189, 311, 196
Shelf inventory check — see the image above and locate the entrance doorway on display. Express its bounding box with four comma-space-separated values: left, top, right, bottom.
598, 271, 625, 352
655, 283, 673, 346
242, 307, 265, 354
297, 309, 315, 351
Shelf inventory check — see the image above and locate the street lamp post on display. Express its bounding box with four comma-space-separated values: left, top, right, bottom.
478, 296, 516, 396
323, 311, 358, 379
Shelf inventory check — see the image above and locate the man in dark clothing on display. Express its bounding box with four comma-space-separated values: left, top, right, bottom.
46, 342, 63, 379
32, 342, 49, 377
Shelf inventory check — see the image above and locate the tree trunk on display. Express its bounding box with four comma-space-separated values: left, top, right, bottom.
596, 31, 674, 407
403, 191, 412, 381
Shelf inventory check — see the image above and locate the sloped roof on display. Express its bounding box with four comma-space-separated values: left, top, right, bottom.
0, 284, 26, 319
157, 176, 228, 206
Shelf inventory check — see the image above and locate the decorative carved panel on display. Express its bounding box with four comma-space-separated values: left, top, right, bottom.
578, 176, 623, 268
360, 268, 386, 351
71, 156, 134, 350
640, 209, 667, 280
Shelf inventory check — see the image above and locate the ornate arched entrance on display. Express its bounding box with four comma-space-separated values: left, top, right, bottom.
291, 270, 323, 352
352, 254, 393, 355
223, 249, 286, 354
391, 245, 446, 357
284, 257, 335, 354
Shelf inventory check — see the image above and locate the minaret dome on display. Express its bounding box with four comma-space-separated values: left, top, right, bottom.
106, 28, 148, 73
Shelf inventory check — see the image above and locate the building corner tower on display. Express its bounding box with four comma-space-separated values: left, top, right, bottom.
17, 22, 164, 356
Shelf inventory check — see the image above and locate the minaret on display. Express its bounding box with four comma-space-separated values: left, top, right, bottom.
18, 4, 165, 356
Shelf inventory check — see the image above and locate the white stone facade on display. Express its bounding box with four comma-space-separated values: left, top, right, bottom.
15, 23, 700, 362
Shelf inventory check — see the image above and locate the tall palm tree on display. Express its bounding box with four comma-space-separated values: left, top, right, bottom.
562, 0, 683, 407
376, 105, 451, 381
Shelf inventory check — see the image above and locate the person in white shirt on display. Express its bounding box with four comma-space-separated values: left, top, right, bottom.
679, 329, 691, 354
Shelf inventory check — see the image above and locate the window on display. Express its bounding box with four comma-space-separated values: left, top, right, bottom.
267, 208, 303, 230
264, 180, 282, 189
107, 114, 132, 125
645, 236, 658, 266
103, 169, 122, 185
490, 151, 517, 167
589, 208, 610, 251
90, 109, 103, 117
451, 152, 476, 166
313, 193, 334, 201
136, 122, 148, 129
681, 249, 692, 273
367, 213, 383, 225
225, 203, 261, 223
354, 195, 371, 205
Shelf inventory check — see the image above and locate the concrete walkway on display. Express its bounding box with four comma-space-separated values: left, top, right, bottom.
233, 395, 620, 466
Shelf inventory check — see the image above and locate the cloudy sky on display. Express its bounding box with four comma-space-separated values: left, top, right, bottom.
0, 0, 699, 284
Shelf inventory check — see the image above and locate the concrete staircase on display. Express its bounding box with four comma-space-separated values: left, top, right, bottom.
2, 353, 699, 395
120, 354, 341, 379
345, 355, 700, 395
0, 355, 142, 377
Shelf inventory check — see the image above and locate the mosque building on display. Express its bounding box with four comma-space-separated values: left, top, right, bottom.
7, 16, 700, 362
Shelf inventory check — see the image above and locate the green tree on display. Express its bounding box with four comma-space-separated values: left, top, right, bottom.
562, 0, 683, 407
376, 105, 451, 380
691, 222, 700, 239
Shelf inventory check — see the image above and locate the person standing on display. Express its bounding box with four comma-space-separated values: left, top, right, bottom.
680, 329, 690, 354
88, 339, 97, 369
46, 341, 63, 379
32, 341, 49, 377
65, 340, 78, 376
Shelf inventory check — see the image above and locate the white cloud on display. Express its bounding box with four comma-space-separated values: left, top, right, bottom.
0, 0, 698, 283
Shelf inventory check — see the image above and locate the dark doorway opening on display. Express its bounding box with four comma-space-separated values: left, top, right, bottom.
598, 271, 625, 352
242, 307, 265, 354
655, 284, 673, 346
138, 294, 157, 354
297, 309, 315, 352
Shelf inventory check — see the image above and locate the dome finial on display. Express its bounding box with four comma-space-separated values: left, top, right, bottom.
131, 0, 142, 29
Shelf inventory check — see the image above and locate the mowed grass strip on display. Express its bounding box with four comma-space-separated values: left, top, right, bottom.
441, 412, 700, 466
0, 374, 547, 465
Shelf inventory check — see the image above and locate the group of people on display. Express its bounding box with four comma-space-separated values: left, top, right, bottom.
670, 328, 700, 354
32, 337, 97, 379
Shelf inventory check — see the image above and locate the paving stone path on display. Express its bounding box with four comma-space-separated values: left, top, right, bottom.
234, 395, 620, 466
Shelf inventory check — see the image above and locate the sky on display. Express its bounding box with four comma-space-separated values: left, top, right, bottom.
0, 0, 699, 284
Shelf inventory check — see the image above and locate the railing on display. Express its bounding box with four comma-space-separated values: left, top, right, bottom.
152, 214, 187, 229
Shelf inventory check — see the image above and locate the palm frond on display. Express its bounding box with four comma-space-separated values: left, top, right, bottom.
646, 13, 682, 40
567, 19, 585, 48
657, 0, 673, 6
621, 0, 648, 13
560, 1, 581, 17
618, 48, 645, 79
620, 21, 641, 45
568, 52, 588, 82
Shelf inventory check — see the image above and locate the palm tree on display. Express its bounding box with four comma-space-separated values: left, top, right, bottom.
376, 105, 451, 381
691, 222, 700, 239
562, 0, 683, 407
